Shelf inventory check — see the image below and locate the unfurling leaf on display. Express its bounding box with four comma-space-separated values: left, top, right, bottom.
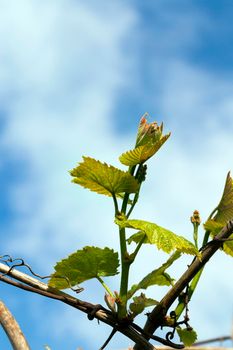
70, 157, 139, 197
119, 135, 170, 167
135, 115, 167, 147
127, 252, 180, 299
222, 239, 233, 256
204, 220, 233, 257
213, 172, 233, 224
205, 172, 233, 257
127, 231, 149, 244
176, 327, 197, 346
204, 220, 224, 234
49, 246, 119, 290
129, 293, 159, 317
119, 116, 170, 166
104, 293, 116, 312
117, 218, 200, 257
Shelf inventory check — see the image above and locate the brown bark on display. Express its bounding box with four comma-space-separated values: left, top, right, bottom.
0, 300, 30, 350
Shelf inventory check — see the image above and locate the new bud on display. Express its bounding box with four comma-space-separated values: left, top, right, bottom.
190, 210, 201, 225
135, 114, 162, 147
104, 293, 116, 313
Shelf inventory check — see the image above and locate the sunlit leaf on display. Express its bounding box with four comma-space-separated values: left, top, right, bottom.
129, 293, 159, 317
176, 327, 197, 347
205, 172, 233, 257
49, 246, 119, 290
213, 172, 233, 224
204, 220, 233, 257
204, 220, 224, 234
127, 231, 150, 244
70, 157, 139, 197
104, 294, 116, 312
128, 252, 180, 299
222, 239, 233, 256
135, 115, 162, 147
117, 218, 200, 256
119, 134, 170, 166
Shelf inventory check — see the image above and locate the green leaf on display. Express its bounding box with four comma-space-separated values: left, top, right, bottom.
214, 172, 233, 257
127, 231, 150, 244
205, 172, 233, 257
128, 252, 180, 299
213, 172, 233, 224
176, 327, 197, 347
204, 220, 233, 257
136, 115, 163, 147
119, 134, 170, 166
70, 157, 139, 197
222, 239, 233, 256
117, 218, 200, 256
129, 293, 159, 317
204, 220, 224, 234
49, 246, 119, 290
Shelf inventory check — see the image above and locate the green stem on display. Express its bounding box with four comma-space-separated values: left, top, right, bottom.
96, 276, 114, 297
202, 207, 218, 247
131, 234, 146, 262
174, 208, 218, 320
193, 223, 199, 248
112, 193, 119, 216
118, 226, 130, 319
130, 165, 137, 177
208, 206, 218, 221
121, 164, 140, 215
121, 194, 130, 214
126, 165, 143, 218
202, 230, 210, 246
188, 268, 203, 299
174, 268, 203, 319
117, 164, 142, 319
127, 192, 139, 218
117, 195, 130, 319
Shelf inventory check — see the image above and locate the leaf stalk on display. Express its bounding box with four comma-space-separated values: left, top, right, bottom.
96, 276, 114, 297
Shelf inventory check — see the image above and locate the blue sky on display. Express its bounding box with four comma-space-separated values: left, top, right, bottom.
0, 1, 233, 349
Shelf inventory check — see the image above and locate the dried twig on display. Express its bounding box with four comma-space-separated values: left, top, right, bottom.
0, 300, 30, 350
194, 336, 232, 346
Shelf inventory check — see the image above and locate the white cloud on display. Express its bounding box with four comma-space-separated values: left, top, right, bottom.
0, 0, 138, 263
0, 1, 138, 347
160, 60, 233, 131
0, 1, 233, 348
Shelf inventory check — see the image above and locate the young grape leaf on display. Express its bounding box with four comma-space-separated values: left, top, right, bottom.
176, 327, 197, 347
127, 252, 180, 299
49, 246, 119, 290
70, 157, 139, 197
205, 172, 233, 257
213, 172, 233, 224
116, 218, 200, 256
127, 231, 149, 244
222, 239, 233, 256
204, 220, 233, 257
204, 220, 224, 234
119, 134, 170, 166
136, 116, 163, 147
129, 293, 159, 317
